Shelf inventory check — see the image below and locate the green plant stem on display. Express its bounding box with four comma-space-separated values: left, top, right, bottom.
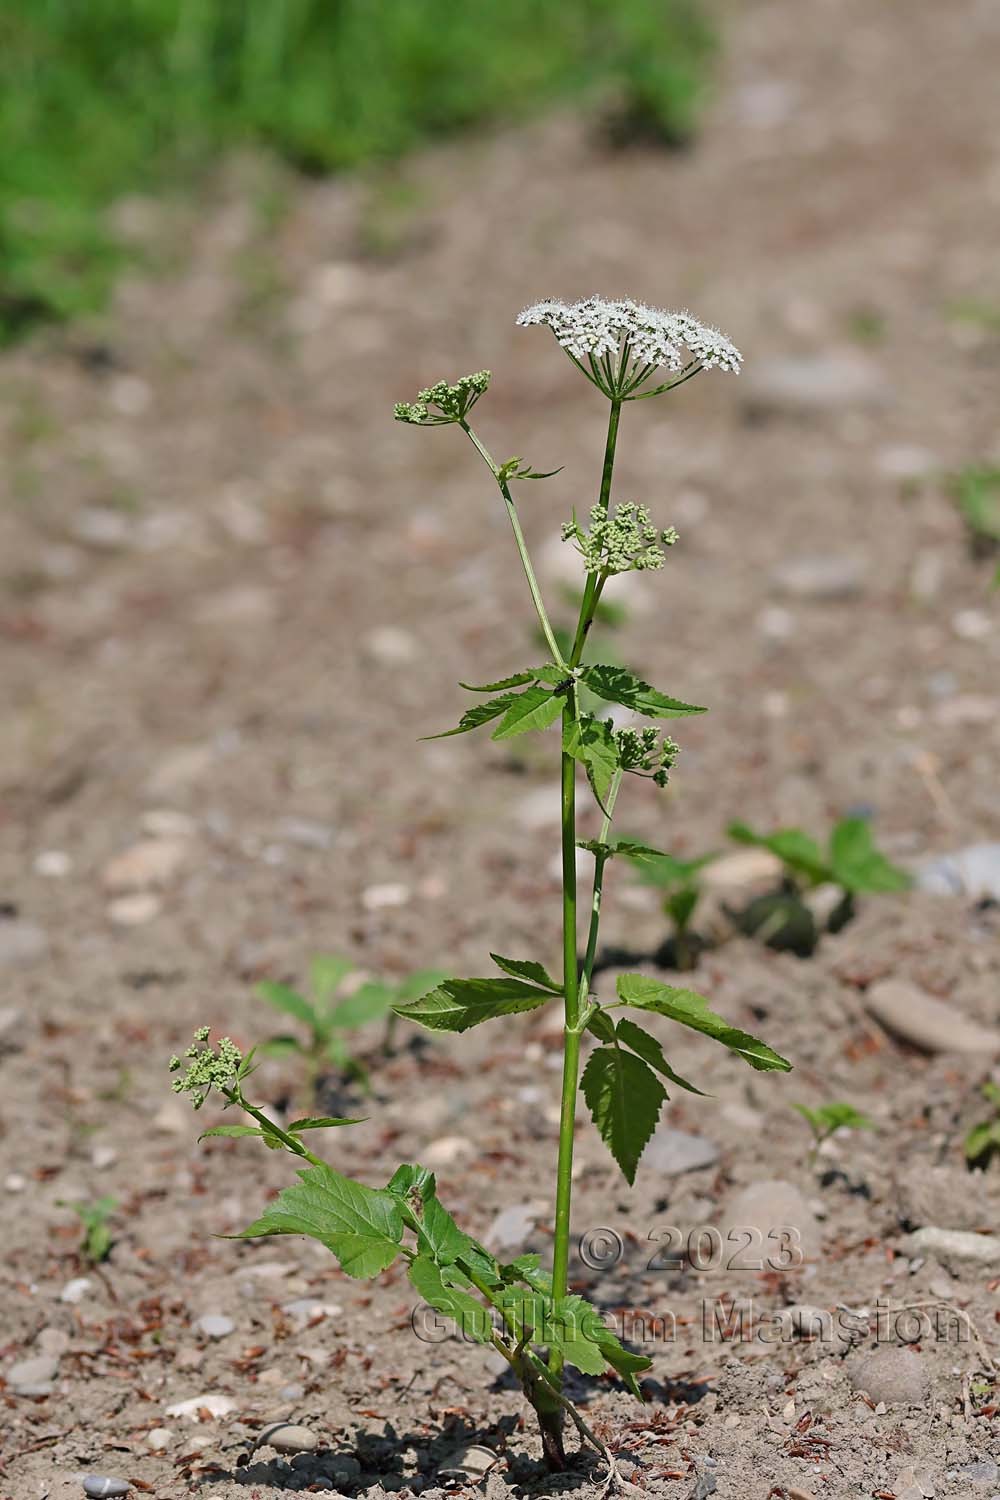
461, 421, 565, 667
579, 769, 623, 1002
549, 398, 623, 1382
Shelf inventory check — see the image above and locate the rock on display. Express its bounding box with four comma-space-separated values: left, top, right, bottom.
92, 1145, 117, 1170
849, 1346, 929, 1406
958, 1459, 1000, 1484
102, 836, 190, 893
864, 979, 998, 1055
771, 554, 866, 600
146, 1428, 172, 1451
107, 893, 162, 927
38, 1328, 70, 1358
35, 850, 72, 878
437, 1444, 499, 1480
423, 1135, 472, 1166
895, 1163, 1000, 1233
744, 351, 888, 418
196, 1314, 235, 1340
164, 1393, 236, 1420
723, 1180, 821, 1265
325, 1454, 362, 1483
917, 844, 1000, 902
952, 608, 992, 640
904, 1226, 1000, 1271
5, 1353, 59, 1395
700, 848, 783, 894
83, 1479, 131, 1498
0, 919, 48, 970
259, 1423, 319, 1454
361, 882, 410, 911
281, 1299, 341, 1326
643, 1128, 719, 1176
484, 1202, 543, 1251
364, 626, 418, 664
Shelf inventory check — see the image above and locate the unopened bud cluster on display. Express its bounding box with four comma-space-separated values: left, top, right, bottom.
394, 370, 491, 426
170, 1028, 243, 1109
563, 502, 678, 575
612, 724, 680, 788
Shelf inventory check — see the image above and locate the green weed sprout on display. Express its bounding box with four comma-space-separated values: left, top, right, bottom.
61, 1196, 118, 1264
964, 1083, 1000, 1170
948, 465, 1000, 557
626, 849, 717, 970
728, 815, 910, 950
257, 956, 446, 1097
174, 298, 791, 1482
793, 1102, 874, 1169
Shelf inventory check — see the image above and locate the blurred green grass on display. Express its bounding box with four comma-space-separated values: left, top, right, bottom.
0, 0, 713, 342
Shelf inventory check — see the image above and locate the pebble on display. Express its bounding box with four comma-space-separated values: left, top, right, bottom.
643, 1128, 719, 1176
723, 1179, 821, 1265
102, 836, 190, 892
361, 882, 410, 911
281, 1298, 342, 1325
849, 1346, 930, 1405
35, 849, 72, 878
146, 1428, 172, 1451
0, 919, 49, 970
5, 1353, 59, 1395
83, 1479, 131, 1499
771, 553, 866, 600
876, 444, 937, 480
325, 1454, 362, 1483
364, 625, 418, 664
952, 608, 992, 640
437, 1444, 498, 1479
38, 1328, 70, 1357
864, 979, 998, 1055
258, 1422, 319, 1454
5, 1173, 26, 1192
423, 1135, 472, 1166
743, 351, 888, 417
484, 1201, 542, 1251
107, 893, 162, 927
917, 844, 1000, 902
701, 848, 783, 893
91, 1145, 118, 1170
905, 1226, 1000, 1270
956, 1459, 1000, 1483
196, 1313, 235, 1340
164, 1393, 236, 1420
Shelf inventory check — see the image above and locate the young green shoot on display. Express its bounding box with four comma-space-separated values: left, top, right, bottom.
60, 1196, 118, 1264
174, 297, 791, 1483
964, 1083, 1000, 1171
793, 1101, 874, 1170
626, 848, 718, 970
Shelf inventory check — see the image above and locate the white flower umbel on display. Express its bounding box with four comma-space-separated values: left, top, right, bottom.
516, 295, 741, 400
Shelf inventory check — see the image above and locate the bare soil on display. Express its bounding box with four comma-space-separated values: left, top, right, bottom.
2, 1, 1000, 1497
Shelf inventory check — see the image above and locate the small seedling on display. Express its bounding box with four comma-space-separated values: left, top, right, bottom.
626, 848, 718, 969
61, 1196, 117, 1263
728, 815, 910, 952
257, 956, 446, 1097
793, 1102, 874, 1168
964, 1083, 1000, 1170
174, 297, 791, 1482
948, 465, 1000, 558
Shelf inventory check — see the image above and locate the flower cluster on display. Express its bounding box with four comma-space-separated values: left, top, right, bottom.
169, 1028, 243, 1109
612, 724, 680, 788
517, 296, 741, 397
563, 502, 678, 575
394, 370, 491, 426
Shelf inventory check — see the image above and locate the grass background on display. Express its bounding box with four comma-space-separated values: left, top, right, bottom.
0, 0, 713, 342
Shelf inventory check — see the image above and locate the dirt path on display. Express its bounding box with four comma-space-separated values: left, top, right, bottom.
2, 1, 1000, 1496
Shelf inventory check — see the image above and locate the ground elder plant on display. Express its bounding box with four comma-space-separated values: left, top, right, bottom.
172, 296, 791, 1483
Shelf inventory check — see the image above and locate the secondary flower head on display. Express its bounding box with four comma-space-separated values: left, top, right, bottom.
169, 1028, 243, 1109
612, 723, 680, 788
517, 296, 741, 399
563, 501, 678, 575
394, 370, 491, 426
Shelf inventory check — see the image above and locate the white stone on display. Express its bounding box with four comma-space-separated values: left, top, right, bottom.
61, 1277, 93, 1304
864, 979, 998, 1055
107, 893, 163, 927
952, 608, 992, 640
164, 1393, 237, 1420
361, 883, 410, 911
101, 837, 190, 892
196, 1314, 235, 1340
363, 626, 417, 664
146, 1428, 172, 1451
34, 850, 72, 878
258, 1422, 319, 1454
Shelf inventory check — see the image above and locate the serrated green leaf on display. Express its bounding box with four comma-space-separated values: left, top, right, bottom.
420, 1194, 475, 1266
310, 954, 353, 1003
499, 1252, 542, 1281
578, 664, 706, 719
199, 1124, 265, 1141
256, 981, 317, 1030
580, 1045, 666, 1185
495, 1288, 607, 1376
615, 1017, 708, 1095
490, 953, 561, 993
586, 1007, 617, 1044
287, 1116, 365, 1132
387, 1163, 438, 1202
408, 1256, 494, 1344
829, 818, 911, 893
423, 692, 519, 740
615, 974, 792, 1073
329, 981, 394, 1029
460, 670, 540, 692
586, 1317, 652, 1394
236, 1163, 403, 1279
728, 821, 830, 885
393, 977, 552, 1034
563, 714, 620, 808
491, 685, 563, 740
